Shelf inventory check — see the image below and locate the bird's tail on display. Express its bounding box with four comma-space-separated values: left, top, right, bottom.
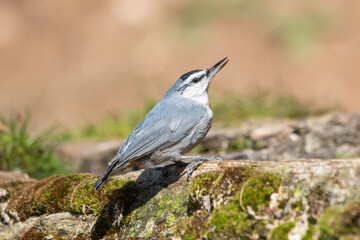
93, 174, 110, 190
93, 158, 120, 190
93, 156, 128, 190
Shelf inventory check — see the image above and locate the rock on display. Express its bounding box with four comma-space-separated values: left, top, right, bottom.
0, 159, 359, 239
0, 171, 34, 184
177, 159, 360, 240
0, 188, 8, 202
55, 113, 360, 174
55, 139, 123, 174
202, 113, 360, 161
246, 121, 293, 141
0, 213, 95, 239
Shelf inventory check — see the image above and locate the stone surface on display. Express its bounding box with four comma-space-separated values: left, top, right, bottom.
0, 159, 359, 239
4, 113, 360, 239
56, 114, 360, 175
205, 113, 360, 161
0, 171, 35, 183
55, 139, 123, 174
0, 213, 95, 240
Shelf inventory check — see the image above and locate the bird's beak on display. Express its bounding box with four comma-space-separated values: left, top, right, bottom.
208, 57, 229, 79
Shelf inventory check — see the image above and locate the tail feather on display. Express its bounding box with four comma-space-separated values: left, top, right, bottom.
93, 157, 127, 190
93, 174, 110, 190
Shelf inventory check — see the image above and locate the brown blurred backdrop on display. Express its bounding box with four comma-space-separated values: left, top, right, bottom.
0, 0, 359, 132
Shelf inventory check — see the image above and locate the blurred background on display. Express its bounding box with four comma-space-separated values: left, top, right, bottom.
1, 0, 359, 133
1, 0, 360, 178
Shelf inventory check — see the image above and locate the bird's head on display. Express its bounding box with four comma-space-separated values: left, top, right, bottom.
168, 57, 229, 98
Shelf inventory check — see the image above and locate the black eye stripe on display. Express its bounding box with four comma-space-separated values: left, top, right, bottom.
176, 72, 205, 94
177, 83, 189, 94
192, 77, 200, 83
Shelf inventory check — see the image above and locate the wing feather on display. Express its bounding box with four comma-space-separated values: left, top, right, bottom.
94, 96, 211, 190
114, 96, 208, 164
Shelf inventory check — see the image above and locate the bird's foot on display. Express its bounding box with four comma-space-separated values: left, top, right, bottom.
184, 156, 222, 181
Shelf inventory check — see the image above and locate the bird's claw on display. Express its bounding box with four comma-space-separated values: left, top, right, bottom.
186, 156, 222, 181
186, 161, 204, 181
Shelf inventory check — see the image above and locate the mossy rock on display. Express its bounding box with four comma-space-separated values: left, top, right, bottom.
118, 185, 190, 239
270, 221, 295, 240
2, 159, 360, 239
319, 202, 360, 239
177, 166, 281, 239
20, 227, 47, 240
188, 167, 259, 212
2, 173, 139, 220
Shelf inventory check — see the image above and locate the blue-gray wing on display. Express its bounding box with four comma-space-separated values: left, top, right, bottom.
115, 96, 210, 163
93, 96, 211, 190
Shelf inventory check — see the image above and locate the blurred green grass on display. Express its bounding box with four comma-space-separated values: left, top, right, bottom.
0, 93, 333, 178
57, 92, 333, 141
0, 114, 70, 179
175, 0, 331, 53
57, 100, 157, 141
212, 92, 331, 126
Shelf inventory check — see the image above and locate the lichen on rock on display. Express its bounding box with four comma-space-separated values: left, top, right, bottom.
118, 181, 190, 239
1, 158, 360, 239
0, 173, 139, 239
177, 167, 281, 239
2, 173, 138, 219
318, 202, 360, 239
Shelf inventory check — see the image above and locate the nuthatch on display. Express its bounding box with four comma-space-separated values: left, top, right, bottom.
94, 57, 229, 190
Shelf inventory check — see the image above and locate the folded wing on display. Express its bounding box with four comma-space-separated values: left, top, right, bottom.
93, 96, 209, 190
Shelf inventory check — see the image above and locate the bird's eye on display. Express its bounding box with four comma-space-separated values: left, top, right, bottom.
192, 78, 200, 83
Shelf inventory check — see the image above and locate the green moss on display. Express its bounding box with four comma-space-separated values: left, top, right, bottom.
175, 210, 211, 240
70, 173, 90, 180
188, 167, 257, 214
270, 221, 295, 240
292, 200, 305, 212
178, 167, 282, 239
71, 178, 103, 214
319, 202, 360, 239
302, 221, 315, 240
68, 174, 135, 215
188, 167, 280, 213
241, 172, 281, 213
179, 194, 269, 239
210, 201, 260, 239
207, 171, 280, 238
120, 187, 189, 238
188, 171, 222, 196
290, 185, 305, 212
6, 174, 139, 220
23, 175, 68, 216
156, 189, 188, 219
187, 197, 200, 213
87, 180, 140, 239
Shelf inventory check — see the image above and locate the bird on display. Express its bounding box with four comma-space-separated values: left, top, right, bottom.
93, 57, 229, 190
